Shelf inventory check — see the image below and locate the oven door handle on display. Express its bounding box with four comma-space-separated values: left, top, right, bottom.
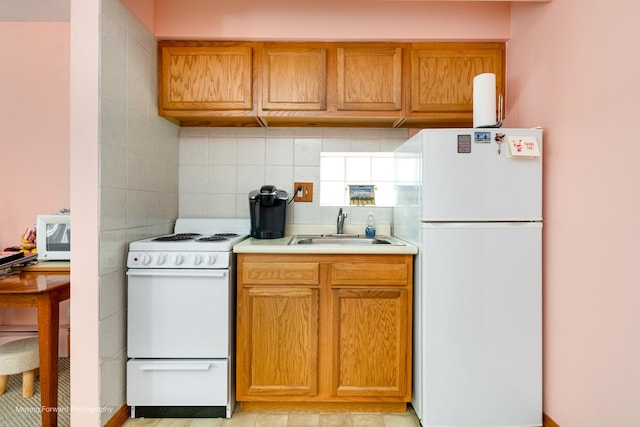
139, 363, 211, 371
126, 269, 227, 278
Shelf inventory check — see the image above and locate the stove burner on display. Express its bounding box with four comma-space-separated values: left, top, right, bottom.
214, 233, 239, 237
153, 233, 201, 242
196, 236, 229, 242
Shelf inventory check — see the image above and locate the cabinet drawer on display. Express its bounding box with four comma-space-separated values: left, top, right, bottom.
242, 262, 320, 285
127, 359, 228, 406
330, 262, 408, 286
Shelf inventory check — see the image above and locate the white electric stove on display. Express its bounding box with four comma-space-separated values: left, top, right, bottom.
127, 218, 250, 269
126, 218, 249, 419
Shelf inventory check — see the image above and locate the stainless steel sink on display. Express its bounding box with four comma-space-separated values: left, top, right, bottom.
288, 234, 405, 246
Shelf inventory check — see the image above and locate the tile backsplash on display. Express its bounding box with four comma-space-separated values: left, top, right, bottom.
179, 127, 409, 228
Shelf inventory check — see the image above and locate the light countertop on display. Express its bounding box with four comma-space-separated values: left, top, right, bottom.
233, 224, 417, 255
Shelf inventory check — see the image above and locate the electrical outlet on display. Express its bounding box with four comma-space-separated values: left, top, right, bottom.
293, 182, 313, 202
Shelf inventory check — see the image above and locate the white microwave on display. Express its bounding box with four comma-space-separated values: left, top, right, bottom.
36, 214, 71, 260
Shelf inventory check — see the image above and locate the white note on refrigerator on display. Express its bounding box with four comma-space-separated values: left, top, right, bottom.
507, 136, 540, 158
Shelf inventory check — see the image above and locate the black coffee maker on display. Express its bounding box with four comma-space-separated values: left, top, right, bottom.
249, 185, 289, 239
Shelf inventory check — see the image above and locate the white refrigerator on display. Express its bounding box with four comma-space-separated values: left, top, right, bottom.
393, 128, 543, 427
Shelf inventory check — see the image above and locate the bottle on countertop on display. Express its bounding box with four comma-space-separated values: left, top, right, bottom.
365, 213, 376, 238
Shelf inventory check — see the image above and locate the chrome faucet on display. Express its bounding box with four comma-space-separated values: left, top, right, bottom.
336, 208, 347, 234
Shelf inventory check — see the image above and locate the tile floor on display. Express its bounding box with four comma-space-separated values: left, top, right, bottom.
122, 405, 422, 427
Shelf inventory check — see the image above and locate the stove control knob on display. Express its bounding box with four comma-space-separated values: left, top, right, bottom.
175, 254, 184, 265
206, 254, 217, 265
156, 254, 166, 265
141, 254, 151, 265
193, 254, 202, 265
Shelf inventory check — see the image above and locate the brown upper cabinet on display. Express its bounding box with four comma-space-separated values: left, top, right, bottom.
261, 44, 327, 112
258, 42, 406, 127
336, 45, 403, 112
157, 41, 505, 128
158, 41, 258, 126
406, 42, 505, 127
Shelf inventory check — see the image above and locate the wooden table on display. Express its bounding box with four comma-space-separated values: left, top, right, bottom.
0, 271, 70, 427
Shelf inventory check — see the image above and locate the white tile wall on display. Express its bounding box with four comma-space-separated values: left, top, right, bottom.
179, 127, 409, 228
98, 0, 180, 421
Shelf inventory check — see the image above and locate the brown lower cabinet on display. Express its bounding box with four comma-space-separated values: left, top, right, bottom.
236, 253, 413, 411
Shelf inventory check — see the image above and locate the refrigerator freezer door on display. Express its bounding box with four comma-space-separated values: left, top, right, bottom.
420, 129, 542, 221
418, 222, 542, 427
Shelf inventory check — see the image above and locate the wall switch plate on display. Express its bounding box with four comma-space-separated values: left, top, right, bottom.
294, 182, 313, 202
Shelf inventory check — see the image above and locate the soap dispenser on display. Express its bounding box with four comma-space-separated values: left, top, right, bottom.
365, 213, 376, 238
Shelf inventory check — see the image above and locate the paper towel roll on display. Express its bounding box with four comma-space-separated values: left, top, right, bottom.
473, 73, 497, 128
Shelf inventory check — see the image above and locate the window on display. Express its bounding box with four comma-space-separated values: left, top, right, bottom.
320, 152, 418, 207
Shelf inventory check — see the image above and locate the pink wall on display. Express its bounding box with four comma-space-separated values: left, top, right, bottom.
120, 0, 154, 32
0, 23, 70, 249
69, 0, 101, 424
508, 0, 640, 426
151, 0, 511, 41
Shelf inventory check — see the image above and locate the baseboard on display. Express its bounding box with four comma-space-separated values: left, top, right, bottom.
544, 413, 561, 427
104, 404, 130, 427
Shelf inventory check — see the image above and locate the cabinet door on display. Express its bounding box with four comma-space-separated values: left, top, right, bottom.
159, 44, 254, 111
337, 47, 403, 111
410, 43, 505, 114
237, 286, 319, 397
331, 288, 409, 398
261, 46, 327, 111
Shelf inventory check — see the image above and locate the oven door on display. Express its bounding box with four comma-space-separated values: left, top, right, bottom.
127, 268, 230, 359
